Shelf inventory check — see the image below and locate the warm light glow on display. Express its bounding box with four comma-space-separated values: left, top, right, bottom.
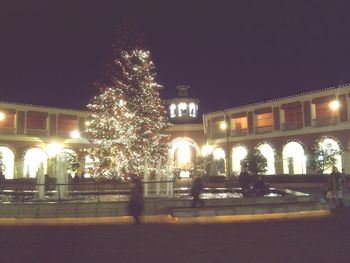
318, 138, 342, 173
23, 148, 48, 178
178, 102, 187, 117
0, 146, 15, 179
70, 130, 80, 139
170, 104, 176, 118
179, 170, 191, 178
0, 111, 5, 121
220, 122, 227, 130
329, 100, 340, 111
177, 141, 191, 165
283, 142, 306, 174
232, 146, 248, 174
257, 144, 275, 175
213, 148, 226, 160
46, 143, 63, 158
201, 144, 213, 157
189, 103, 197, 117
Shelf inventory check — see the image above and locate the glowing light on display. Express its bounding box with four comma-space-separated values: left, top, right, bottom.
46, 143, 62, 158
179, 170, 191, 178
119, 99, 126, 106
23, 148, 48, 178
232, 146, 248, 173
329, 100, 340, 111
177, 141, 191, 165
318, 138, 342, 173
70, 130, 80, 139
170, 104, 176, 118
257, 144, 275, 175
0, 111, 5, 121
0, 146, 15, 179
178, 102, 187, 117
220, 122, 227, 130
213, 148, 226, 160
201, 144, 213, 157
85, 121, 90, 126
283, 142, 306, 174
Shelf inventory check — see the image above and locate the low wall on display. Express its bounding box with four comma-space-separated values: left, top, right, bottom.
0, 193, 314, 219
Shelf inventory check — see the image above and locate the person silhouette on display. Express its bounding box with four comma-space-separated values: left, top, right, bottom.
127, 177, 144, 225
190, 175, 204, 208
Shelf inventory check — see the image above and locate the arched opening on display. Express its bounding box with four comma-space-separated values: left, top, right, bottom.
283, 142, 306, 174
212, 147, 226, 174
169, 104, 176, 118
177, 102, 188, 117
59, 148, 78, 176
316, 137, 342, 173
189, 102, 197, 117
84, 155, 95, 178
257, 143, 275, 175
23, 147, 48, 178
170, 138, 199, 178
231, 145, 248, 175
0, 146, 15, 179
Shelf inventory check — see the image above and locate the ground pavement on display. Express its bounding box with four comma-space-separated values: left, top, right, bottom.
0, 188, 349, 263
1, 207, 350, 262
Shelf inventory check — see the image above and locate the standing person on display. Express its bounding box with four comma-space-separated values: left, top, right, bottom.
127, 177, 144, 225
190, 175, 204, 208
327, 166, 347, 207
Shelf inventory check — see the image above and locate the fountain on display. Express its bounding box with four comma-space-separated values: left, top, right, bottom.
36, 163, 45, 200
54, 156, 68, 200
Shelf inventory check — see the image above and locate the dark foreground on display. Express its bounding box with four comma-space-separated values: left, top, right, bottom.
1, 209, 350, 263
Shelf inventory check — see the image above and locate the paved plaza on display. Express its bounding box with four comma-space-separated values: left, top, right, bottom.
0, 207, 350, 263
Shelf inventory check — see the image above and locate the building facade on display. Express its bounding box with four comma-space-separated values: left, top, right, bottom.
203, 85, 350, 175
2, 84, 350, 180
0, 86, 205, 179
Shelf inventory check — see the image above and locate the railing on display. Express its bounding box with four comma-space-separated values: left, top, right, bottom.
281, 121, 303, 131
230, 129, 248, 137
25, 129, 49, 137
0, 180, 175, 203
0, 127, 16, 135
312, 116, 338, 127
211, 132, 225, 139
57, 130, 72, 138
255, 125, 273, 134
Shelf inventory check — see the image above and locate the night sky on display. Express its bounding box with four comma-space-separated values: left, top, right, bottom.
1, 1, 350, 114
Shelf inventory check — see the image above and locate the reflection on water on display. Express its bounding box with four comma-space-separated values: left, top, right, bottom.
174, 188, 287, 199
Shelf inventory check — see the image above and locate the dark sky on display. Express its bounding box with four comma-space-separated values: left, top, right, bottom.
1, 1, 350, 114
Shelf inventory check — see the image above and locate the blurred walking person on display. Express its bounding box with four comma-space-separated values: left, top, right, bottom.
128, 177, 144, 225
327, 166, 347, 207
190, 175, 204, 208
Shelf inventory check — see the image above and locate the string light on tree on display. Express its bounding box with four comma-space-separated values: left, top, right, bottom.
85, 49, 171, 179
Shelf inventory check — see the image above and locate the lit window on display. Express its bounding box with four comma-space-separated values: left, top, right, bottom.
178, 103, 188, 117
189, 103, 196, 117
170, 104, 176, 118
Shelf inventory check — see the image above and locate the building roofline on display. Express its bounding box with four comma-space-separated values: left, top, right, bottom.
0, 101, 90, 113
205, 84, 350, 115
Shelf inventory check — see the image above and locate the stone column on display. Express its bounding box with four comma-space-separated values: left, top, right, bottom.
341, 150, 350, 174
274, 152, 284, 175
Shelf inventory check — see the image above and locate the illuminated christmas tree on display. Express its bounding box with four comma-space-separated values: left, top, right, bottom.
85, 49, 170, 179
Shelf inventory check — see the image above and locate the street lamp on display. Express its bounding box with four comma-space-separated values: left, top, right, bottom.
329, 100, 340, 111
220, 121, 227, 130
70, 130, 81, 139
